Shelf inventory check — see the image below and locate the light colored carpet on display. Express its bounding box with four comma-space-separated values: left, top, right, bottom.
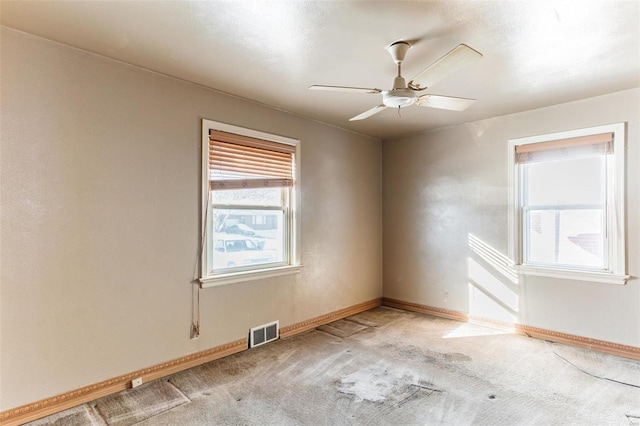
26, 307, 640, 425
316, 318, 371, 338
27, 404, 103, 426
345, 308, 407, 327
93, 379, 189, 425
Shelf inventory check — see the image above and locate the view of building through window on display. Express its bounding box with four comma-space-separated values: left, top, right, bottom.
523, 155, 606, 269
510, 122, 628, 284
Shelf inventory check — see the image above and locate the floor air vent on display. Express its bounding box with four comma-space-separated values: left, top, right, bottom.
249, 320, 279, 348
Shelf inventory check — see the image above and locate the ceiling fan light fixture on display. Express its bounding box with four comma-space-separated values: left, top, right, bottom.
383, 88, 416, 108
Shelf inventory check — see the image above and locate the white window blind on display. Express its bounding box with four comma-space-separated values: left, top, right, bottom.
209, 130, 295, 190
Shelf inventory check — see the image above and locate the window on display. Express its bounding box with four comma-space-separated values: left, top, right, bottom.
200, 120, 300, 287
509, 123, 628, 284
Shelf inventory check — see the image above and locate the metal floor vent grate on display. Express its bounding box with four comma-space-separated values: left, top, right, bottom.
249, 320, 279, 348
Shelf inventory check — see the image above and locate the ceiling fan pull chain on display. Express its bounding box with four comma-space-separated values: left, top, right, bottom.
398, 106, 402, 118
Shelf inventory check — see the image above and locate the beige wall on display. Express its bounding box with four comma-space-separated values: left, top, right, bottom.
383, 88, 640, 347
0, 28, 382, 410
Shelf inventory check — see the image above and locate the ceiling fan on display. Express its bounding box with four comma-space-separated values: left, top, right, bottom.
309, 41, 483, 121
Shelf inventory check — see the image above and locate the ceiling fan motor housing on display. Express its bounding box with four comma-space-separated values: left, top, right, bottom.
383, 88, 416, 108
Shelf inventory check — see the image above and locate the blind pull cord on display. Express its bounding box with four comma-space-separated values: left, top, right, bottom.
190, 184, 211, 339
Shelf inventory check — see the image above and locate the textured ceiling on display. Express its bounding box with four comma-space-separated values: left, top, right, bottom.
1, 0, 639, 140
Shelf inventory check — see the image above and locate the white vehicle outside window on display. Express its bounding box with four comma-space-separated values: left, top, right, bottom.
200, 120, 301, 287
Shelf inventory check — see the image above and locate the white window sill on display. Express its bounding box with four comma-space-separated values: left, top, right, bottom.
200, 265, 302, 288
518, 265, 629, 285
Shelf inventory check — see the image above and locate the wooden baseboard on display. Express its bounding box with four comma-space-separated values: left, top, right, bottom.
382, 297, 640, 360
0, 339, 247, 426
383, 298, 469, 323
280, 298, 382, 338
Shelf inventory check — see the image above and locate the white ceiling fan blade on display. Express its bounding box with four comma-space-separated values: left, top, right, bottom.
309, 85, 382, 94
408, 44, 482, 91
349, 105, 387, 121
416, 94, 476, 111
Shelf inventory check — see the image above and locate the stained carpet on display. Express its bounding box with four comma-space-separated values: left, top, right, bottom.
94, 380, 189, 425
317, 318, 371, 338
25, 307, 640, 425
27, 404, 102, 426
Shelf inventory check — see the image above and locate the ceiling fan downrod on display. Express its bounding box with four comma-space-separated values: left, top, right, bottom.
383, 40, 417, 108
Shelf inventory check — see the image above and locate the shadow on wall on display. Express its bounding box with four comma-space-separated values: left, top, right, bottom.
467, 234, 519, 324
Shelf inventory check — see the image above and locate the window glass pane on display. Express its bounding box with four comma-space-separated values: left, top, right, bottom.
526, 209, 604, 268
212, 187, 282, 207
212, 208, 284, 271
525, 156, 605, 206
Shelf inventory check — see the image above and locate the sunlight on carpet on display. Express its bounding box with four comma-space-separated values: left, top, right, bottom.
442, 322, 511, 339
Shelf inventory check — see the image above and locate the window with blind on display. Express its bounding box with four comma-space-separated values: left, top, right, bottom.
508, 123, 628, 284
201, 120, 300, 286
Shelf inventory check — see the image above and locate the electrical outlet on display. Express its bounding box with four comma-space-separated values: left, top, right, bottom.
131, 377, 143, 388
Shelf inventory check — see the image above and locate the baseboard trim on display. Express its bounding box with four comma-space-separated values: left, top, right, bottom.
280, 298, 382, 339
382, 297, 640, 360
0, 338, 247, 426
383, 298, 470, 323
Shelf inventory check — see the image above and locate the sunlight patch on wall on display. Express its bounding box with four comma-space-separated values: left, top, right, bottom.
468, 258, 518, 315
468, 234, 518, 284
468, 280, 517, 324
467, 234, 519, 324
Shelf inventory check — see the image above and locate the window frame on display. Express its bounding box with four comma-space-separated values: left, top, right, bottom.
200, 119, 301, 287
508, 123, 628, 285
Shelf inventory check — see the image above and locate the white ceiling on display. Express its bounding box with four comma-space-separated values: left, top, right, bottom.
1, 1, 639, 140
